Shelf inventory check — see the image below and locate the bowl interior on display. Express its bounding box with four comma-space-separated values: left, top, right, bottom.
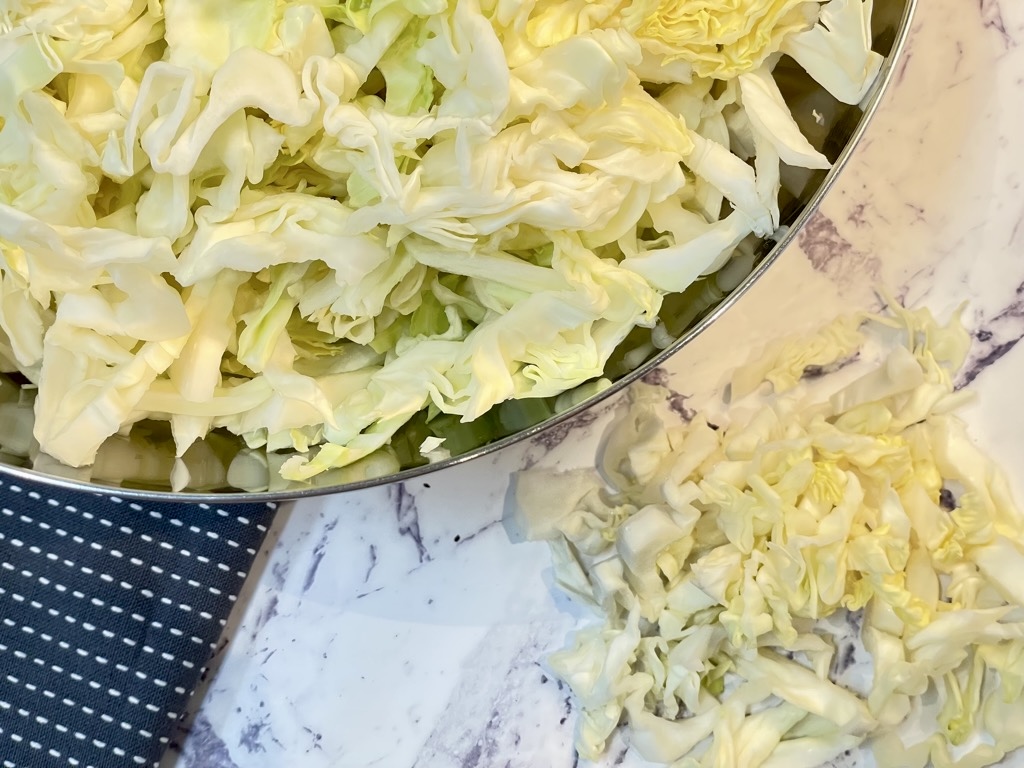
0, 0, 917, 502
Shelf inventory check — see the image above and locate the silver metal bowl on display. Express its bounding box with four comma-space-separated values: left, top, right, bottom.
0, 0, 917, 502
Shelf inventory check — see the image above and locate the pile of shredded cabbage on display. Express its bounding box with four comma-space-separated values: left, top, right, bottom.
0, 0, 881, 481
514, 304, 1024, 767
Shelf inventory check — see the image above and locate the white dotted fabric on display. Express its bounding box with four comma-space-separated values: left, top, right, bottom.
0, 479, 276, 768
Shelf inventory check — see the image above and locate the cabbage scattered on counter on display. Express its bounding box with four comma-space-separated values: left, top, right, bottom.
0, 0, 881, 482
514, 303, 1024, 767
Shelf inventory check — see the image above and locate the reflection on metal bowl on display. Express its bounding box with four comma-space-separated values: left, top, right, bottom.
0, 0, 917, 502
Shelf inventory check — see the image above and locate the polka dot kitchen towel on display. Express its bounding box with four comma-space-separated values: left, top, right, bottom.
0, 476, 278, 768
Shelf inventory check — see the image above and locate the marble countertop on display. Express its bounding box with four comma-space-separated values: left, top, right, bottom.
170, 1, 1024, 766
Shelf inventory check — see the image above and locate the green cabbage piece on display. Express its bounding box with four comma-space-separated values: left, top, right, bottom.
780, 0, 884, 105
515, 303, 1024, 767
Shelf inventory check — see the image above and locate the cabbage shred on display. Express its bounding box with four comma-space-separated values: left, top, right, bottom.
515, 304, 1024, 767
0, 0, 880, 481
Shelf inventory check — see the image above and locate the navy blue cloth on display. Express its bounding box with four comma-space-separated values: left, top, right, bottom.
0, 477, 276, 768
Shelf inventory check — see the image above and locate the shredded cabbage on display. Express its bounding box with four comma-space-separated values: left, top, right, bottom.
0, 0, 882, 483
514, 303, 1024, 767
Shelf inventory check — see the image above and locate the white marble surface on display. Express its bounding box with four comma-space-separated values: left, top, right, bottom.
170, 1, 1024, 766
